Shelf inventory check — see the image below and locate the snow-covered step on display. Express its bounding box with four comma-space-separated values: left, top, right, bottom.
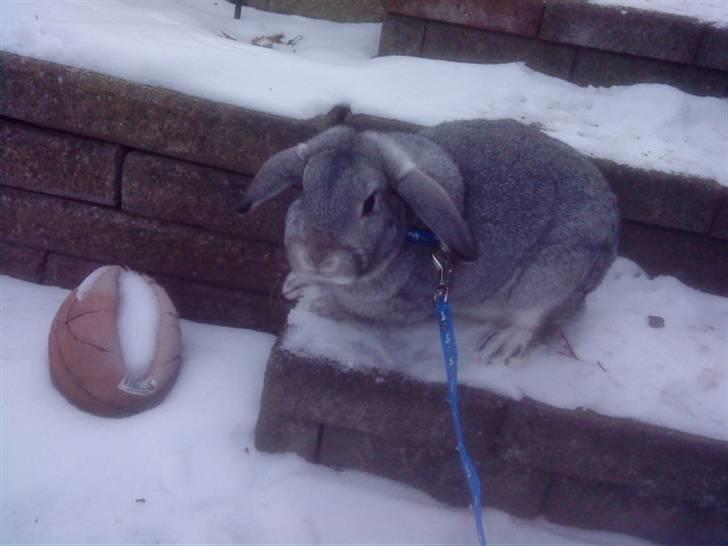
256, 308, 728, 544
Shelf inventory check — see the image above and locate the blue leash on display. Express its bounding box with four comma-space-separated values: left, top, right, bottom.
407, 227, 487, 546
432, 250, 487, 546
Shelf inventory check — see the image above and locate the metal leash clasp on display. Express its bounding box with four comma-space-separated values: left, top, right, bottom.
432, 247, 453, 303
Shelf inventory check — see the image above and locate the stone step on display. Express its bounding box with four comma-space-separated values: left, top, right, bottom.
255, 340, 728, 545
1, 52, 726, 330
380, 0, 728, 97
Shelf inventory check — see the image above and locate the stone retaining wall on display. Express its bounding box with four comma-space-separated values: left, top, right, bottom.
380, 0, 728, 97
1, 52, 727, 338
255, 343, 728, 545
243, 0, 387, 22
2, 47, 727, 544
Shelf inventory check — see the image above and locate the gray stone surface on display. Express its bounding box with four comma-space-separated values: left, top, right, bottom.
255, 410, 321, 462
319, 425, 467, 505
0, 240, 46, 283
41, 252, 105, 289
695, 25, 728, 72
540, 1, 704, 64
571, 47, 728, 98
258, 345, 510, 456
318, 424, 550, 517
0, 117, 123, 205
378, 13, 426, 57
496, 397, 728, 504
422, 21, 575, 79
255, 331, 728, 544
159, 275, 289, 333
389, 0, 545, 37
0, 186, 288, 294
343, 112, 421, 133
43, 253, 288, 332
543, 476, 728, 545
244, 0, 386, 22
122, 151, 293, 245
381, 0, 727, 98
710, 196, 728, 240
619, 220, 728, 297
0, 53, 344, 176
595, 159, 726, 234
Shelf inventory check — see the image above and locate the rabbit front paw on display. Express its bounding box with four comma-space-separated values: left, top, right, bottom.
282, 272, 311, 301
306, 299, 348, 320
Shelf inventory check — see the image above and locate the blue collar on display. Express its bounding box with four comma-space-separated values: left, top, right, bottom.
405, 225, 439, 246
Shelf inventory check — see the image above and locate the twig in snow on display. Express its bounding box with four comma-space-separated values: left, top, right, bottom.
559, 330, 581, 360
559, 330, 608, 373
252, 33, 286, 48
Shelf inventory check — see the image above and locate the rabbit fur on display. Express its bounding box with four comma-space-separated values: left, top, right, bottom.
239, 119, 619, 364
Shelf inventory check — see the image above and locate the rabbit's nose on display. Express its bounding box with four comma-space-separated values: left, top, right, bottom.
304, 248, 327, 269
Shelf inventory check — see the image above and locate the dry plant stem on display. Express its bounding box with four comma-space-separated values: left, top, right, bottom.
559, 329, 581, 360
560, 329, 608, 373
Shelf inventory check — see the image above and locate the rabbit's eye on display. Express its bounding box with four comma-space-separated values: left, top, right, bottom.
361, 193, 377, 216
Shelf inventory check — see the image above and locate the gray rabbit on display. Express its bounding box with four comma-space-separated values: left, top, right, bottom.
239, 119, 618, 364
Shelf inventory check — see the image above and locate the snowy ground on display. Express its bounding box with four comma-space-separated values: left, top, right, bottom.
1, 2, 726, 543
1, 1, 726, 185
0, 275, 655, 545
286, 258, 728, 443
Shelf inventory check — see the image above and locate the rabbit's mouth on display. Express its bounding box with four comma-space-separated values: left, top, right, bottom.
290, 270, 357, 286
289, 244, 358, 285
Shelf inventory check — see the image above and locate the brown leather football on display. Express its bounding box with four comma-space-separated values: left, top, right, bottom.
48, 266, 182, 417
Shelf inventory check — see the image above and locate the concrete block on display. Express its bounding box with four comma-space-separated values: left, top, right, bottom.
594, 159, 725, 234
497, 398, 728, 504
695, 25, 728, 72
572, 47, 728, 98
0, 240, 46, 283
0, 186, 288, 294
0, 118, 122, 205
0, 52, 343, 176
619, 220, 728, 297
423, 21, 575, 79
544, 476, 728, 545
378, 13, 426, 57
389, 0, 545, 37
43, 253, 289, 332
122, 151, 292, 245
541, 1, 703, 64
258, 344, 510, 457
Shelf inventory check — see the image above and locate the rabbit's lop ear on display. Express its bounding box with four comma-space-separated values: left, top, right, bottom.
238, 126, 356, 214
365, 133, 477, 262
238, 144, 307, 214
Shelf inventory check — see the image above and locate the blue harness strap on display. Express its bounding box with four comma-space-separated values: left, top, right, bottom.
435, 294, 487, 546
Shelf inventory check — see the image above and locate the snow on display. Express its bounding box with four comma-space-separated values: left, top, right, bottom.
0, 274, 655, 545
285, 258, 728, 442
1, 1, 726, 185
117, 270, 160, 380
75, 264, 112, 301
588, 0, 728, 26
